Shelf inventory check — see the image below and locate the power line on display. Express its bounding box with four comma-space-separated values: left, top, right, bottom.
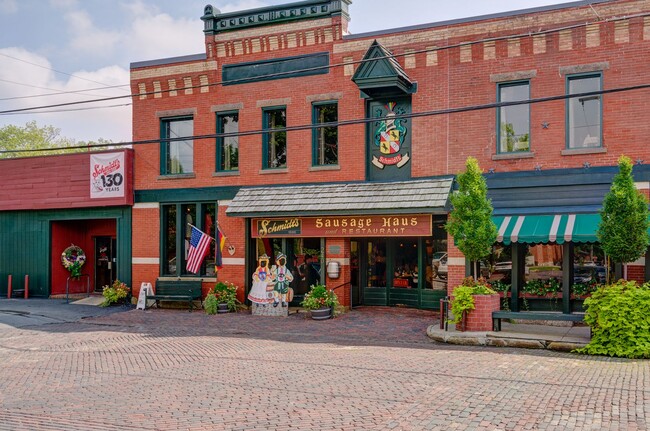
0, 51, 131, 93
0, 103, 131, 115
2, 83, 647, 155
1, 10, 647, 116
0, 82, 131, 101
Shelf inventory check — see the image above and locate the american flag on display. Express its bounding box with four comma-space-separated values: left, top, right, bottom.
186, 225, 211, 274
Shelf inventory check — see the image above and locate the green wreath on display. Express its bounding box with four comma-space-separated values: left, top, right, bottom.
61, 245, 86, 279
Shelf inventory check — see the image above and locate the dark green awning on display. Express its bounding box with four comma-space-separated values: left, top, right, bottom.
493, 214, 601, 244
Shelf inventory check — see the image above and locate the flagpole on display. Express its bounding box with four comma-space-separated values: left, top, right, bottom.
187, 223, 216, 242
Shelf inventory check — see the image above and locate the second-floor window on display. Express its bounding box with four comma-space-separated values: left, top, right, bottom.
497, 81, 530, 153
161, 117, 193, 175
263, 107, 287, 169
313, 102, 338, 166
216, 112, 239, 172
567, 73, 602, 149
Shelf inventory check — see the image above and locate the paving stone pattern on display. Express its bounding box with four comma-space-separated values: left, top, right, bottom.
0, 307, 647, 430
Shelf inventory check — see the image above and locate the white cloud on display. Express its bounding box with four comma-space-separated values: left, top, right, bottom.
0, 47, 131, 143
127, 13, 204, 61
65, 10, 121, 55
0, 0, 17, 14
218, 1, 271, 14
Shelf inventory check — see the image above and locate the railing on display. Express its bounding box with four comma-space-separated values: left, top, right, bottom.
66, 274, 91, 304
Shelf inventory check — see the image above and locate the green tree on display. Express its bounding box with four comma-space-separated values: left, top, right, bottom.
446, 157, 498, 279
597, 155, 650, 269
0, 121, 112, 158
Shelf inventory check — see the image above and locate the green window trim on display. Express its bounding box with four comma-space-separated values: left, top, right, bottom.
496, 80, 530, 154
216, 111, 239, 172
160, 116, 194, 175
312, 101, 339, 166
262, 106, 287, 170
566, 72, 603, 150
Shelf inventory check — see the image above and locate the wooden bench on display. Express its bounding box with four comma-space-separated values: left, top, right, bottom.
492, 311, 584, 331
147, 280, 203, 312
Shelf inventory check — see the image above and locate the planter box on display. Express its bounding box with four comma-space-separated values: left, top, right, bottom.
464, 294, 500, 332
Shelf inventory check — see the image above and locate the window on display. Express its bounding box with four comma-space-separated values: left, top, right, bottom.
312, 102, 338, 166
567, 73, 602, 149
263, 107, 287, 169
162, 202, 216, 276
161, 117, 193, 175
497, 81, 530, 153
216, 112, 239, 172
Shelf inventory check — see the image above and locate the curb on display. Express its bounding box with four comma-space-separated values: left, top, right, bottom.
426, 325, 587, 352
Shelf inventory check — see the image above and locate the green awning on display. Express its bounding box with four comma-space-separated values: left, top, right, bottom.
493, 214, 600, 244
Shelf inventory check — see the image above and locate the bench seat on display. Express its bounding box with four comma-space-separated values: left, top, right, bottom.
492, 311, 584, 331
147, 280, 203, 312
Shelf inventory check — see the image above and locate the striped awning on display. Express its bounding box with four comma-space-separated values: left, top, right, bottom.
493, 214, 600, 244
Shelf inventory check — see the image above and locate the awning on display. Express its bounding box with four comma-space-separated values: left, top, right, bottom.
493, 213, 600, 244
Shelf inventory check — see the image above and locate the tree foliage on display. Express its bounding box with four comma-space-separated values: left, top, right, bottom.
446, 157, 498, 276
597, 155, 650, 264
0, 121, 112, 158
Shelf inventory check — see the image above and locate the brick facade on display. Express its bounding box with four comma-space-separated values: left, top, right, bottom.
130, 0, 650, 309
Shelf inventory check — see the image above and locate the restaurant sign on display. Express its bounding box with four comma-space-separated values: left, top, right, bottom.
252, 215, 432, 238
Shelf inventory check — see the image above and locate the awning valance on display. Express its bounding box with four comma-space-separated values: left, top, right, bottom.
493, 213, 600, 244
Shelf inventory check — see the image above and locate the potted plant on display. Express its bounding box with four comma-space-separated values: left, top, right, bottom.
301, 284, 340, 320
209, 281, 240, 313
449, 277, 498, 331
100, 279, 130, 307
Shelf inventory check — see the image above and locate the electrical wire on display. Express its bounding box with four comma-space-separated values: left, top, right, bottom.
0, 103, 132, 115
1, 9, 648, 115
1, 83, 647, 155
0, 83, 132, 101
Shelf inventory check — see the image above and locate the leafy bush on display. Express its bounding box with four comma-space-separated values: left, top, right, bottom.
203, 293, 218, 315
101, 280, 130, 306
449, 277, 496, 324
522, 278, 561, 296
301, 284, 340, 311
209, 281, 240, 312
576, 280, 650, 359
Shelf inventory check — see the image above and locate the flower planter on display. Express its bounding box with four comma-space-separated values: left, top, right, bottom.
217, 303, 229, 314
310, 307, 332, 320
462, 294, 500, 332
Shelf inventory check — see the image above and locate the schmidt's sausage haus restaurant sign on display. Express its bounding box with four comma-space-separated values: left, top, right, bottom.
252, 215, 432, 238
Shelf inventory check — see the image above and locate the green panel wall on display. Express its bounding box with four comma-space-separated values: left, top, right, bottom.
388, 288, 419, 307
363, 287, 387, 305
0, 207, 131, 298
420, 289, 446, 310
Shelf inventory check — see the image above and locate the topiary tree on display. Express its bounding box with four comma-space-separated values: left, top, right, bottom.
446, 157, 498, 279
597, 155, 650, 279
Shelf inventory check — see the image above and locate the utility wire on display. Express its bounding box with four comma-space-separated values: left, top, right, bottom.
2, 83, 647, 155
1, 10, 648, 115
0, 103, 132, 115
0, 83, 132, 101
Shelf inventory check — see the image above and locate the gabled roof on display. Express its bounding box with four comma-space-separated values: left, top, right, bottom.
226, 177, 453, 217
351, 40, 416, 98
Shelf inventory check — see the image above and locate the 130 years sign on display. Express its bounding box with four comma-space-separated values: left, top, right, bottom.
90, 152, 125, 199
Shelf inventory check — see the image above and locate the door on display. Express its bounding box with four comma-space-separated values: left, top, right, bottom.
95, 236, 116, 292
351, 240, 361, 307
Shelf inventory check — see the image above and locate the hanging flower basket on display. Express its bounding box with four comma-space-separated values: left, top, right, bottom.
61, 244, 86, 279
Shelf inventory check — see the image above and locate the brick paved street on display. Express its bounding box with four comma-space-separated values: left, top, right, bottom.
0, 305, 648, 431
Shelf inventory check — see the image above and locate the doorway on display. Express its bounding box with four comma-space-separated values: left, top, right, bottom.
95, 236, 116, 292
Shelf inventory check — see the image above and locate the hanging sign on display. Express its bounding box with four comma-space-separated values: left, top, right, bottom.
90, 152, 125, 199
252, 214, 432, 238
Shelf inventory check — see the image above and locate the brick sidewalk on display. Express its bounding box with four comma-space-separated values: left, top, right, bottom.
0, 306, 647, 430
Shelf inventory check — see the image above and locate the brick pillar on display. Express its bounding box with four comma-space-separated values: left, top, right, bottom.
465, 294, 500, 332
446, 229, 465, 296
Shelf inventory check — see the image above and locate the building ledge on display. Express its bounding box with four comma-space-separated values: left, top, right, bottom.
561, 147, 607, 156
492, 152, 535, 161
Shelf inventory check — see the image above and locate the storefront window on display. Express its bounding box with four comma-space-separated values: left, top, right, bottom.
164, 205, 177, 275
573, 243, 607, 296
203, 203, 217, 276
393, 239, 418, 288
524, 244, 564, 295
368, 240, 387, 288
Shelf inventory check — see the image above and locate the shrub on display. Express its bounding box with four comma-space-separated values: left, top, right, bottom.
449, 277, 496, 325
301, 284, 340, 311
203, 293, 218, 315
575, 280, 650, 359
101, 280, 130, 307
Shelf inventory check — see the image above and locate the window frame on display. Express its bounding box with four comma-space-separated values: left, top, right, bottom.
215, 110, 239, 172
160, 116, 194, 175
311, 101, 339, 166
565, 72, 603, 150
262, 106, 287, 170
496, 80, 531, 154
160, 202, 216, 277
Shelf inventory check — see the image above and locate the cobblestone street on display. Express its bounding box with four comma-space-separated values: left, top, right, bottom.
0, 304, 647, 430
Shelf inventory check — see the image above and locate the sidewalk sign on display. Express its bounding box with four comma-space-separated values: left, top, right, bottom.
136, 282, 153, 310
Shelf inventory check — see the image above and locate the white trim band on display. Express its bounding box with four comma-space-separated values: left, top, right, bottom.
133, 202, 159, 209
132, 257, 159, 264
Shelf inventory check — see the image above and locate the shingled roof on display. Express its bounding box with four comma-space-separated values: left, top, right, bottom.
226, 178, 453, 217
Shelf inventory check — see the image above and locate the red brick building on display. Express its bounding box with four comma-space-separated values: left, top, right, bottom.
129, 0, 650, 314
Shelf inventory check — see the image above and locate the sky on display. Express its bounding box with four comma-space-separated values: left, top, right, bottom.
0, 0, 577, 143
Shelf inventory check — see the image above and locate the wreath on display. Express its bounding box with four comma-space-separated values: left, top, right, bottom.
61, 244, 86, 279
